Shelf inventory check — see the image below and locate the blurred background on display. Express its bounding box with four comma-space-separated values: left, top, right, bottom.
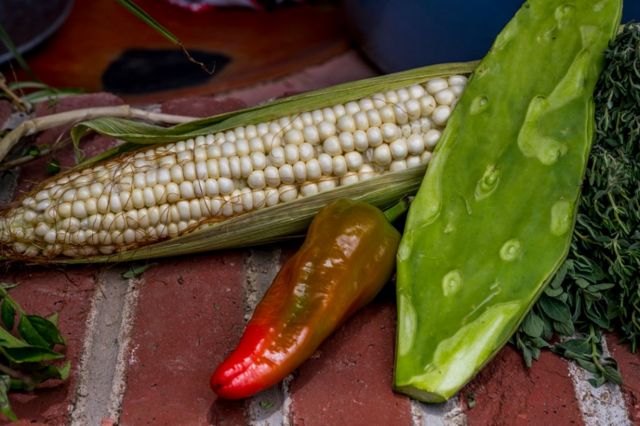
1, 0, 638, 103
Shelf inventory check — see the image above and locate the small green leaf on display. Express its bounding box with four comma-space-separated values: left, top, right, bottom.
27, 146, 40, 157
17, 315, 50, 348
552, 320, 575, 336
0, 375, 16, 422
0, 283, 18, 290
122, 263, 155, 279
466, 392, 477, 409
47, 312, 59, 327
0, 327, 28, 349
603, 365, 622, 385
522, 313, 545, 338
46, 158, 61, 175
3, 346, 64, 363
538, 296, 572, 323
1, 299, 15, 331
26, 315, 65, 346
259, 400, 274, 409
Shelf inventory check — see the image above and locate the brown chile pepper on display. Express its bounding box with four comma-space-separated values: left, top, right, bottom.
211, 199, 402, 399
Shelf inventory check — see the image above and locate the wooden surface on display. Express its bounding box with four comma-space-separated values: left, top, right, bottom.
2, 0, 350, 103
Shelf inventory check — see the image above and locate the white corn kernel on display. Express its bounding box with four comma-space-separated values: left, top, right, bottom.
300, 182, 319, 197
345, 151, 363, 171
284, 144, 300, 164
303, 126, 320, 144
318, 121, 336, 140
435, 88, 456, 106
247, 170, 266, 189
204, 179, 219, 196
265, 188, 279, 206
379, 105, 395, 123
285, 129, 304, 145
426, 78, 448, 94
448, 75, 467, 86
240, 157, 253, 178
407, 134, 426, 155
431, 105, 451, 126
270, 147, 286, 167
332, 155, 347, 176
322, 108, 337, 123
318, 178, 336, 192
366, 110, 382, 127
407, 155, 422, 168
390, 139, 409, 160
337, 115, 356, 133
229, 157, 242, 179
340, 173, 359, 186
390, 160, 407, 172
298, 143, 315, 162
279, 164, 295, 184
253, 190, 266, 209
424, 129, 442, 149
323, 137, 342, 156
166, 183, 180, 203
381, 123, 401, 143
320, 153, 334, 175
358, 98, 374, 111
218, 177, 234, 195
218, 158, 231, 178
306, 159, 321, 180
279, 185, 298, 202
365, 127, 383, 148
264, 166, 281, 187
397, 88, 411, 102
374, 144, 392, 166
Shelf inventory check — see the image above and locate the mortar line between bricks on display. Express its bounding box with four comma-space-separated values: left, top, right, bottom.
568, 337, 631, 426
106, 277, 142, 422
244, 248, 293, 426
68, 268, 139, 426
410, 396, 467, 426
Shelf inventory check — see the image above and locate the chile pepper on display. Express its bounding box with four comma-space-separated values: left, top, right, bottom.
211, 198, 402, 399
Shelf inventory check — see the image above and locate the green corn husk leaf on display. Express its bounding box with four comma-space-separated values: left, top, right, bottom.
73, 61, 478, 167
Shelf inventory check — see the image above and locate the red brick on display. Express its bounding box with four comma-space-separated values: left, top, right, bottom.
463, 347, 582, 426
608, 334, 640, 424
161, 97, 246, 118
290, 299, 413, 426
0, 267, 96, 425
0, 100, 11, 128
34, 93, 124, 118
119, 251, 247, 426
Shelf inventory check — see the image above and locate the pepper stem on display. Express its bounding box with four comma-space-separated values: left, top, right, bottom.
383, 197, 412, 223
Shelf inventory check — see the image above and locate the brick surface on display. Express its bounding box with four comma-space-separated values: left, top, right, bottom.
463, 347, 582, 425
119, 252, 247, 426
609, 335, 640, 424
0, 100, 11, 128
161, 97, 246, 118
290, 295, 413, 426
0, 267, 96, 425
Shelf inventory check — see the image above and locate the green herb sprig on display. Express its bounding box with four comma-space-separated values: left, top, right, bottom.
513, 23, 640, 385
0, 284, 70, 421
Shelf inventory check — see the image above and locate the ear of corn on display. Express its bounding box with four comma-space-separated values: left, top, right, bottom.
0, 62, 476, 263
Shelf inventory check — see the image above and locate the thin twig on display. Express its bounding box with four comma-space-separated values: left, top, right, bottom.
0, 106, 197, 164
0, 75, 29, 112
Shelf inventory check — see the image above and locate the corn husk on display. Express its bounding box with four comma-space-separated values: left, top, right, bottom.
6, 61, 478, 263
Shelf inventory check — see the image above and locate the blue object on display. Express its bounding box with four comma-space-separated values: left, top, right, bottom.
344, 0, 640, 73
